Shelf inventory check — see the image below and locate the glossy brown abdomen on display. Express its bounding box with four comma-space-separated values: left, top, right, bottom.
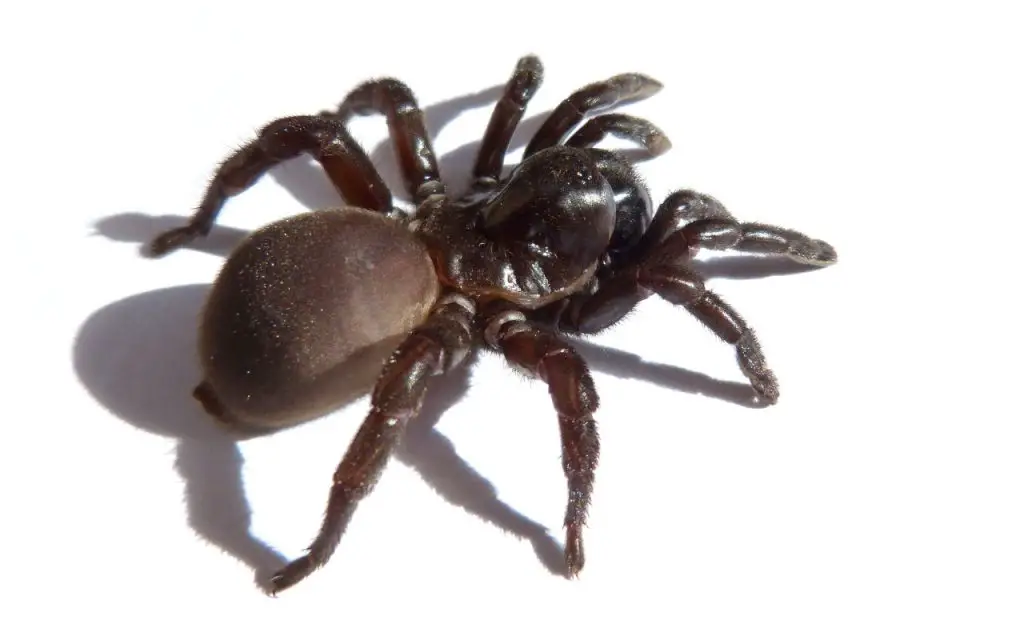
197, 208, 440, 429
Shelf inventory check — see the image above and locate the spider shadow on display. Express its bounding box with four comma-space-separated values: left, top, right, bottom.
85, 86, 823, 588
73, 282, 571, 588
73, 284, 287, 590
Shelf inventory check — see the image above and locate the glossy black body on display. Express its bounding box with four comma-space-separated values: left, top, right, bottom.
147, 55, 837, 594
418, 146, 619, 308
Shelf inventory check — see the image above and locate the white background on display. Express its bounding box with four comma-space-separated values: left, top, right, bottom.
3, 1, 1022, 637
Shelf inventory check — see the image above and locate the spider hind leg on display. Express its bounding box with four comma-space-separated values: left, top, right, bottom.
149, 115, 393, 256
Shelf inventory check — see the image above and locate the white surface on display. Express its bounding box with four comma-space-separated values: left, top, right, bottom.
3, 1, 1022, 637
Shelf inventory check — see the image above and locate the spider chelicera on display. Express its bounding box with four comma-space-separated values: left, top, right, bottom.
148, 54, 837, 593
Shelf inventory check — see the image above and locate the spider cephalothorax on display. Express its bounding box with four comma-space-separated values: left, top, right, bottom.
149, 54, 837, 593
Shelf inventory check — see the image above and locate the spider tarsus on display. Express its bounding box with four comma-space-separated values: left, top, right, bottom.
648, 130, 672, 156
148, 225, 203, 257
268, 555, 315, 595
639, 75, 664, 94
565, 525, 585, 578
751, 372, 780, 405
789, 238, 838, 266
610, 73, 663, 103
737, 332, 779, 405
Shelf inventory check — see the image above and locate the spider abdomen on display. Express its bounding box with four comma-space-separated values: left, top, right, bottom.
196, 208, 440, 429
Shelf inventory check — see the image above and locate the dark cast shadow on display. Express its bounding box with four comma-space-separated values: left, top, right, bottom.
73, 283, 568, 589
84, 85, 827, 590
72, 284, 288, 591
393, 350, 566, 575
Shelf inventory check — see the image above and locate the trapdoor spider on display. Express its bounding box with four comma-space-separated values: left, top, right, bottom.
149, 55, 837, 593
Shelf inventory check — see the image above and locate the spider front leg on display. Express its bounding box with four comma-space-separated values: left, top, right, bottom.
485, 310, 600, 576
638, 263, 780, 403
150, 115, 393, 256
524, 72, 663, 157
331, 78, 444, 203
560, 183, 836, 403
637, 190, 838, 267
473, 55, 544, 184
561, 259, 778, 402
270, 295, 475, 594
623, 189, 840, 402
567, 113, 672, 158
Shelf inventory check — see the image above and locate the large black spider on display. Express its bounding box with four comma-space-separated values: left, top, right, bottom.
148, 54, 837, 593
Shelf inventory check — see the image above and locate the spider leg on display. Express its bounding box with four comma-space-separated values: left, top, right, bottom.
269, 295, 475, 594
632, 191, 836, 402
637, 262, 780, 404
524, 73, 663, 158
567, 113, 672, 158
150, 115, 392, 256
472, 55, 544, 184
635, 190, 838, 267
485, 310, 600, 577
555, 264, 650, 335
558, 258, 778, 402
331, 78, 444, 203
560, 186, 839, 399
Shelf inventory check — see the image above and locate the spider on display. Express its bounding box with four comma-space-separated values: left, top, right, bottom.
148, 54, 837, 593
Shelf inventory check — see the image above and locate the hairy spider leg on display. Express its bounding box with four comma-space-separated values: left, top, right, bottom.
269, 296, 475, 593
485, 309, 600, 577
524, 73, 664, 158
150, 115, 393, 256
331, 78, 445, 203
638, 262, 781, 403
567, 113, 672, 157
472, 54, 544, 184
641, 189, 837, 402
633, 190, 838, 267
558, 189, 837, 403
